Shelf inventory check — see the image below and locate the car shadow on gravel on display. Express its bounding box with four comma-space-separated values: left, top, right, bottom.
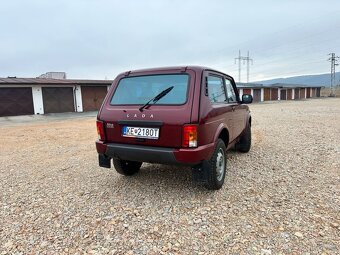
109, 163, 216, 195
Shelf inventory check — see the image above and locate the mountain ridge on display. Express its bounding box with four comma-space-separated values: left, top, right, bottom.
254, 72, 340, 87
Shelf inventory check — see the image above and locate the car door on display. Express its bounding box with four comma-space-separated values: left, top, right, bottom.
224, 77, 246, 140
205, 74, 235, 142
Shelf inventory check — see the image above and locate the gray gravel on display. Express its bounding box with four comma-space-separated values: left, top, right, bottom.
0, 98, 339, 254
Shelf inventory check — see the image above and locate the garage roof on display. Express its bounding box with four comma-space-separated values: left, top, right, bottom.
268, 83, 324, 88
236, 82, 323, 89
0, 77, 113, 86
236, 82, 265, 88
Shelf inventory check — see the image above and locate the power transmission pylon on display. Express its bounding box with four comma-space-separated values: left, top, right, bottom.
246, 51, 253, 83
235, 50, 253, 83
328, 53, 339, 97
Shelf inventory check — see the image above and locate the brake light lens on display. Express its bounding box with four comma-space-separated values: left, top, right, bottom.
96, 120, 106, 141
182, 125, 198, 148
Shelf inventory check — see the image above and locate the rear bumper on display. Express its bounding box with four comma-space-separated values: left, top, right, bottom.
96, 141, 215, 165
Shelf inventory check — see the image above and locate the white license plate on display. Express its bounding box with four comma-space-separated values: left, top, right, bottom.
122, 126, 159, 139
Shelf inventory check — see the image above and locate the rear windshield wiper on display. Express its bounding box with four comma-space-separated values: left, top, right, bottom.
139, 86, 174, 112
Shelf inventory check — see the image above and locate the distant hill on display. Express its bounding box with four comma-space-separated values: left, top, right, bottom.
255, 72, 340, 87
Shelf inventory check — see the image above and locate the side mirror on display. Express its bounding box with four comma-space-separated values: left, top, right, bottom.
242, 94, 253, 104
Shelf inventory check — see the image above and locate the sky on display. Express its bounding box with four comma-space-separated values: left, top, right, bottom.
1, 0, 340, 82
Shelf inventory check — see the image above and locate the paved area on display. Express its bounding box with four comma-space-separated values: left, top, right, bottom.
0, 111, 97, 127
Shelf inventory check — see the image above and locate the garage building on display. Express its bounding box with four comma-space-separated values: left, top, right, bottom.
237, 83, 323, 102
0, 78, 112, 117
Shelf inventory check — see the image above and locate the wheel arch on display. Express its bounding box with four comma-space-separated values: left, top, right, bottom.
213, 124, 230, 146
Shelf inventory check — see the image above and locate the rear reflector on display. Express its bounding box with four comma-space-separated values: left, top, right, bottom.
182, 125, 198, 148
96, 120, 106, 141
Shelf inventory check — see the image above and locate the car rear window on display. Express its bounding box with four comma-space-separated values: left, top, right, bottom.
110, 74, 189, 105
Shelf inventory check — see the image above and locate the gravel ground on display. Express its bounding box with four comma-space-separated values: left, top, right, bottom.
0, 98, 339, 255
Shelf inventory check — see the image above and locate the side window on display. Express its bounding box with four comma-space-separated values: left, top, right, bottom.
225, 79, 237, 103
207, 75, 226, 103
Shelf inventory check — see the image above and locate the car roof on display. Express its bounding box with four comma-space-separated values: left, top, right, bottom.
117, 66, 230, 78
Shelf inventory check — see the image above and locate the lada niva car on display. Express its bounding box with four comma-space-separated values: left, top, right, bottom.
96, 66, 252, 190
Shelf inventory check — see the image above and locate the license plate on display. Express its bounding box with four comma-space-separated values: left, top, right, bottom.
122, 126, 159, 139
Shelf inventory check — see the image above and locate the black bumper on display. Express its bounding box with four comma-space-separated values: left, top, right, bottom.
105, 143, 178, 165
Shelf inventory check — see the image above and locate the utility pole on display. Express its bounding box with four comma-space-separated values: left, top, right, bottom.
235, 50, 253, 83
246, 51, 253, 83
328, 53, 339, 97
237, 50, 241, 82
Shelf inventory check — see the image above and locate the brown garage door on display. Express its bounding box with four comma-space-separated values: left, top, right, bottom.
271, 88, 278, 100
306, 88, 311, 98
264, 88, 270, 101
300, 88, 306, 99
42, 87, 74, 113
294, 88, 300, 100
81, 86, 108, 111
280, 89, 287, 100
253, 89, 261, 102
0, 87, 34, 117
287, 89, 292, 100
243, 89, 251, 95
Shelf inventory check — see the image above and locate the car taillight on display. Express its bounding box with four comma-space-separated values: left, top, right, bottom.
96, 120, 106, 141
182, 125, 198, 148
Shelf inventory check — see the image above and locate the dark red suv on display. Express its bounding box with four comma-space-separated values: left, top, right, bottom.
96, 66, 252, 190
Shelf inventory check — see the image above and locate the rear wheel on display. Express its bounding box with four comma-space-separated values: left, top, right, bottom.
236, 124, 251, 153
113, 159, 142, 176
204, 139, 227, 190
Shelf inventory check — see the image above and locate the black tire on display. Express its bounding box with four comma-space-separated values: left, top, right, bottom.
113, 159, 142, 176
204, 139, 227, 190
236, 124, 251, 153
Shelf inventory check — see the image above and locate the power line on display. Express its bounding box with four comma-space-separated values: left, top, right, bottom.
208, 11, 340, 66
225, 58, 331, 82
214, 30, 340, 80
225, 50, 336, 81
218, 25, 340, 81
250, 59, 327, 77
234, 50, 253, 83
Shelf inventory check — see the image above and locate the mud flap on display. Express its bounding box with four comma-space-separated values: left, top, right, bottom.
192, 161, 210, 183
99, 154, 111, 168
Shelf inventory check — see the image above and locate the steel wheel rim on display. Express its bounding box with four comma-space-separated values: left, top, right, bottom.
216, 148, 225, 182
